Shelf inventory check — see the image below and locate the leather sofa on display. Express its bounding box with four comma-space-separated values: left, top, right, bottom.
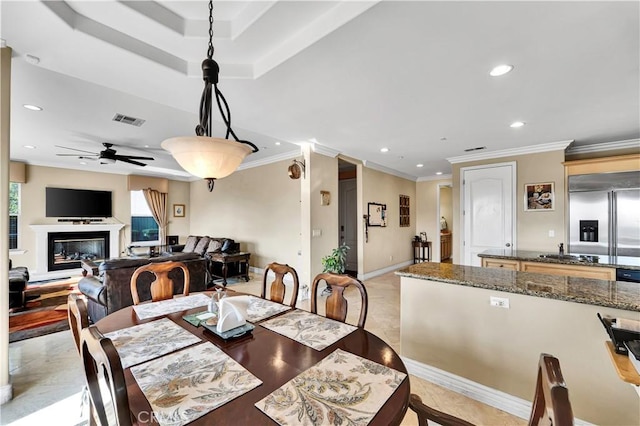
78, 252, 207, 323
9, 259, 29, 309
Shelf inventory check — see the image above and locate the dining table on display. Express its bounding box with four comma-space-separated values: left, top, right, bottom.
94, 291, 410, 425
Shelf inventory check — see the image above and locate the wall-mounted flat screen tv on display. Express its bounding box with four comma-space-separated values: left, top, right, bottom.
46, 187, 112, 218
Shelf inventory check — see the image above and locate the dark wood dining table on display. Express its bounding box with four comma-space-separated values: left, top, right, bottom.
95, 291, 410, 425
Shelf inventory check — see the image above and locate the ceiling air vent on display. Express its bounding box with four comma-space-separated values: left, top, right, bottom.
464, 146, 487, 152
112, 113, 145, 127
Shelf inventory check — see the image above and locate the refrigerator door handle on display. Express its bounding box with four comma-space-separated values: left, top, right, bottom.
610, 191, 616, 257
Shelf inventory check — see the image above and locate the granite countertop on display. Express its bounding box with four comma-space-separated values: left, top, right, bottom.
477, 249, 640, 270
396, 262, 640, 312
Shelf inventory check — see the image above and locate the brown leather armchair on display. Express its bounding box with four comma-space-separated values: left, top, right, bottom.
9, 259, 29, 309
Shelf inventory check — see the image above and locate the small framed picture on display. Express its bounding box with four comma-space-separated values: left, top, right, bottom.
420, 232, 427, 242
524, 183, 554, 211
173, 204, 185, 217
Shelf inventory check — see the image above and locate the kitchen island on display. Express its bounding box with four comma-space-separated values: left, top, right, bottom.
397, 262, 640, 425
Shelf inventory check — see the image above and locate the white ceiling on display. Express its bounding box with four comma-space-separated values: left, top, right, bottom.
2, 1, 639, 181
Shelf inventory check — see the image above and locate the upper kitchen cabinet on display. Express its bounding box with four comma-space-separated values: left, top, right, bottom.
564, 153, 640, 177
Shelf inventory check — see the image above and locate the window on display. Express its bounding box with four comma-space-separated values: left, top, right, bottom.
9, 182, 19, 249
130, 191, 159, 243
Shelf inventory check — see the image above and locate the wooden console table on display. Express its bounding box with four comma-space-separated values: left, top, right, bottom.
412, 240, 431, 263
208, 252, 251, 286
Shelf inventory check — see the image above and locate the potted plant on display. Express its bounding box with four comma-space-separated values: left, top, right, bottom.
321, 243, 350, 295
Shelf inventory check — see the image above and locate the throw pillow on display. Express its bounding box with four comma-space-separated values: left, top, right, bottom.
183, 235, 200, 253
221, 239, 236, 253
194, 236, 211, 255
207, 240, 222, 253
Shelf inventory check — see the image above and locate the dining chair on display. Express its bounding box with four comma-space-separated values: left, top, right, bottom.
80, 325, 132, 426
311, 273, 368, 327
130, 260, 190, 305
408, 353, 573, 426
261, 262, 300, 307
68, 293, 90, 354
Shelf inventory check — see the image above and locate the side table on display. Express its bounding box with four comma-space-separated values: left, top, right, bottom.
412, 240, 431, 263
208, 252, 251, 286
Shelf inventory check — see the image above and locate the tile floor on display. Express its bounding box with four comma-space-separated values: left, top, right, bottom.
1, 271, 525, 425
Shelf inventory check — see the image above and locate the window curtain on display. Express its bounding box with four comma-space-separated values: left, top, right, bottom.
142, 188, 168, 245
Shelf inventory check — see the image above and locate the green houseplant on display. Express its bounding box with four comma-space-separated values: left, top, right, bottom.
321, 243, 350, 295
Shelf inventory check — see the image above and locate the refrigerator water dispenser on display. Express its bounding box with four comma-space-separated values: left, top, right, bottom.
579, 220, 599, 242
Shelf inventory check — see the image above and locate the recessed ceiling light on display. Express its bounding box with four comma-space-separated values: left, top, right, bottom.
79, 161, 87, 165
144, 145, 150, 148
490, 64, 514, 77
380, 147, 389, 153
510, 121, 526, 128
23, 145, 35, 149
416, 164, 424, 168
23, 104, 42, 111
436, 172, 443, 175
275, 142, 281, 146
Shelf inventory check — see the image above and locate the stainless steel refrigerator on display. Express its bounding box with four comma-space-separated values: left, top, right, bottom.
568, 171, 640, 257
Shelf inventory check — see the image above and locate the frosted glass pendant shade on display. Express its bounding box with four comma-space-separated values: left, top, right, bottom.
162, 136, 253, 179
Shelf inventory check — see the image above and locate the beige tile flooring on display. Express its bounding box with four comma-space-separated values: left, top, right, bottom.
1, 270, 525, 425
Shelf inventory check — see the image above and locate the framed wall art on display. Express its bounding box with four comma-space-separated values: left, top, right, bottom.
524, 183, 554, 211
367, 202, 387, 227
173, 204, 186, 217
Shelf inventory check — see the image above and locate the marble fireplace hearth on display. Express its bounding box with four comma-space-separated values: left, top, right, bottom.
29, 223, 124, 280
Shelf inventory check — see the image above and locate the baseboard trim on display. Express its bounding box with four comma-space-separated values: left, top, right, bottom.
0, 383, 12, 405
359, 260, 413, 281
402, 357, 593, 425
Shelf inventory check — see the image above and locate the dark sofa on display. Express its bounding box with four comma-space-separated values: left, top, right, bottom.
78, 252, 207, 323
9, 259, 29, 309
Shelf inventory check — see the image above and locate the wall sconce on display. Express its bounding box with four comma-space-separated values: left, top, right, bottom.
288, 159, 305, 179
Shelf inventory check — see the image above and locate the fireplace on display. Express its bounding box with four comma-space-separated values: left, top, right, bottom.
48, 231, 110, 271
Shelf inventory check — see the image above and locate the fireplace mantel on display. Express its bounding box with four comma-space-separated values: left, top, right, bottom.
30, 223, 124, 280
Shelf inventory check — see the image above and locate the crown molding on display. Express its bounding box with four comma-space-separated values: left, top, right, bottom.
447, 140, 573, 164
311, 143, 341, 158
565, 138, 640, 155
417, 174, 453, 182
238, 149, 301, 171
362, 160, 417, 181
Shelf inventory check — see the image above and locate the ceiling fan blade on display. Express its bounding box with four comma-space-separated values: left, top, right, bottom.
116, 157, 148, 167
78, 156, 98, 161
118, 155, 154, 160
57, 154, 85, 156
55, 145, 98, 155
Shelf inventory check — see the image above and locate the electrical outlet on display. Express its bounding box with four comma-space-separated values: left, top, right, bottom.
490, 296, 510, 309
389, 255, 394, 261
548, 230, 555, 237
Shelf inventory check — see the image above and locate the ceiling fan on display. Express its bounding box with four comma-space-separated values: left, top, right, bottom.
56, 142, 154, 167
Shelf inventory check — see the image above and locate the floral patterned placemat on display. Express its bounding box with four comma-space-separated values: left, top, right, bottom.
255, 348, 407, 425
259, 309, 356, 351
104, 318, 201, 369
246, 296, 292, 323
133, 293, 212, 320
130, 342, 262, 426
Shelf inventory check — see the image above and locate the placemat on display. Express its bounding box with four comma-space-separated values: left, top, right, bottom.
256, 348, 407, 425
246, 296, 292, 323
130, 342, 262, 426
259, 309, 356, 351
104, 318, 201, 368
133, 293, 212, 320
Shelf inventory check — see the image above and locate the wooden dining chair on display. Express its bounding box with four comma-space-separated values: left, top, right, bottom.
80, 325, 132, 426
68, 293, 90, 354
408, 353, 573, 426
261, 262, 300, 307
311, 273, 368, 328
130, 260, 190, 305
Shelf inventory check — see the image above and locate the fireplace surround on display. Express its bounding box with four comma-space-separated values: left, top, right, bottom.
48, 231, 110, 271
30, 223, 124, 280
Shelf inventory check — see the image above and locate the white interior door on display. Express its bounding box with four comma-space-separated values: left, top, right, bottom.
339, 179, 358, 272
462, 163, 516, 266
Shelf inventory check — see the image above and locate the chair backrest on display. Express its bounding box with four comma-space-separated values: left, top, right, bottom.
528, 353, 574, 426
261, 262, 300, 307
409, 394, 475, 426
310, 273, 368, 327
130, 260, 190, 305
80, 326, 132, 426
68, 293, 90, 354
408, 353, 573, 426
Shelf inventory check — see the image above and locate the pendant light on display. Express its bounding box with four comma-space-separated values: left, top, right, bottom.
162, 0, 258, 191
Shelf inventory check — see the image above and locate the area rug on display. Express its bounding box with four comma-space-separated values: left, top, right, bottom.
9, 276, 81, 343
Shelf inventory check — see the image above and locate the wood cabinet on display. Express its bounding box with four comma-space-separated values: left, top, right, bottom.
481, 258, 519, 271
440, 232, 452, 261
481, 258, 616, 279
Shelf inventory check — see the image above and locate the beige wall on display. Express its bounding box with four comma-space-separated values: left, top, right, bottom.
452, 150, 566, 263
188, 159, 302, 277
10, 164, 189, 271
401, 277, 640, 425
361, 167, 416, 273
166, 179, 190, 243
416, 178, 453, 262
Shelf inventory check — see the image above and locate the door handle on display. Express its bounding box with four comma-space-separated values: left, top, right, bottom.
505, 243, 511, 247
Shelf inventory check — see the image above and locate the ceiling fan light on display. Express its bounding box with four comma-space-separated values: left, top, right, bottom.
99, 157, 116, 164
161, 136, 253, 179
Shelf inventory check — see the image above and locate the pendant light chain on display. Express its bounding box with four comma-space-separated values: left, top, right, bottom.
207, 0, 214, 60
